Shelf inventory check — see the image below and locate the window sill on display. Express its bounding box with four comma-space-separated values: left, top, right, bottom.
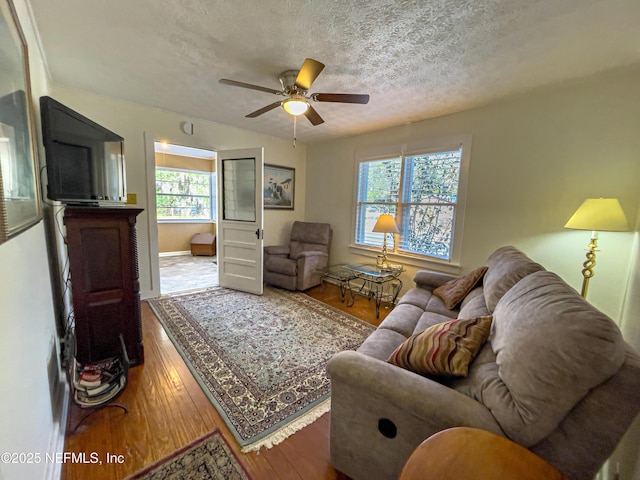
348, 244, 462, 275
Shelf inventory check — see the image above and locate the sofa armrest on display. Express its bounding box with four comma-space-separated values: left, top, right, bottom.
264, 245, 290, 256
327, 350, 504, 480
328, 350, 502, 430
413, 270, 458, 290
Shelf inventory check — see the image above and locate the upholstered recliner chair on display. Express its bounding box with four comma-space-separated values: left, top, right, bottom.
264, 221, 332, 291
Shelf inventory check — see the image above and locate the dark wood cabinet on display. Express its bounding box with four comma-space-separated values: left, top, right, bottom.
64, 206, 144, 366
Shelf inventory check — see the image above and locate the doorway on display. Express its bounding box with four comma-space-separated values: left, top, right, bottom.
153, 141, 219, 294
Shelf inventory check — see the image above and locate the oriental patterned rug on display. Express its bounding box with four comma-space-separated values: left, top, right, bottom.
148, 286, 375, 452
125, 429, 251, 480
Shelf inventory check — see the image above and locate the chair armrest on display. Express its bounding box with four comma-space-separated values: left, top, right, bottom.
413, 270, 458, 290
294, 252, 329, 290
327, 350, 503, 432
264, 245, 290, 256
291, 250, 328, 260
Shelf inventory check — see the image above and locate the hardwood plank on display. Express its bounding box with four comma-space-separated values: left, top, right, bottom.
63, 283, 380, 480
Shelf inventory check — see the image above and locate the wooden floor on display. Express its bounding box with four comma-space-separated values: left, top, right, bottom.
62, 283, 390, 480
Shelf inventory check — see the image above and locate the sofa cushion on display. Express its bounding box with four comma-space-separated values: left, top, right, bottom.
433, 266, 488, 309
415, 312, 460, 334
459, 286, 484, 311
377, 304, 425, 338
397, 287, 432, 310
444, 340, 499, 396
357, 328, 408, 362
388, 316, 493, 377
483, 246, 545, 312
458, 291, 491, 319
398, 280, 464, 319
485, 271, 626, 447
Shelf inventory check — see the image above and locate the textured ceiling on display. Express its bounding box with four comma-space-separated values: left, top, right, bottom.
27, 0, 640, 143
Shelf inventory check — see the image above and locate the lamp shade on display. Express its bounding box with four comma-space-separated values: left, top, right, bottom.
564, 198, 630, 232
372, 214, 399, 233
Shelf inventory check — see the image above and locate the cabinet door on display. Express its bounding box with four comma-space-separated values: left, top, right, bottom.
65, 207, 144, 365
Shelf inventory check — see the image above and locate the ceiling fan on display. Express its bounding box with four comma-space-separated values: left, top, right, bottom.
219, 58, 369, 126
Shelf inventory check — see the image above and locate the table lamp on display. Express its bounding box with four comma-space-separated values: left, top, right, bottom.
564, 198, 629, 298
373, 214, 399, 268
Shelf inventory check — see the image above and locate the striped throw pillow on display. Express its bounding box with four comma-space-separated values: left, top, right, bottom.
388, 316, 493, 377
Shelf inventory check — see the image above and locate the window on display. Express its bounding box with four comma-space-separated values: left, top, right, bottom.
354, 137, 469, 262
155, 167, 216, 221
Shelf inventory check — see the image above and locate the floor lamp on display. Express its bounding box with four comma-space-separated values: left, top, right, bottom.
373, 214, 399, 268
564, 198, 629, 298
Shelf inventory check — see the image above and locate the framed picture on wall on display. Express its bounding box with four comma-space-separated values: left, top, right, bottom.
264, 164, 294, 210
0, 0, 42, 245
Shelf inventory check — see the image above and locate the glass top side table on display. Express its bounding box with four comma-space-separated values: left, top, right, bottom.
344, 263, 405, 318
321, 265, 357, 302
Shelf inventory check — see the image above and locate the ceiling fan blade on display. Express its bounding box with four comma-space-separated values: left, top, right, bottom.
219, 78, 281, 95
246, 101, 282, 118
295, 58, 325, 91
314, 93, 370, 104
304, 105, 324, 126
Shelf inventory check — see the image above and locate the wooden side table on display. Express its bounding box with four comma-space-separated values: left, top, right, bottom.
399, 427, 568, 480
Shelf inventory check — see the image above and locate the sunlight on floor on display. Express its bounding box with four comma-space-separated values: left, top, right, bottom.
159, 254, 219, 294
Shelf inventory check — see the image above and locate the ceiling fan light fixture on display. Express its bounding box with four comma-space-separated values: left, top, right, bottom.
282, 97, 309, 116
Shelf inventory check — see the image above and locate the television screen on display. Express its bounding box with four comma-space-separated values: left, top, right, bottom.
40, 96, 126, 205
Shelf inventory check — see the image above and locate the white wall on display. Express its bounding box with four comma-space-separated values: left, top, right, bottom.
0, 1, 65, 479
307, 65, 640, 480
606, 204, 640, 480
0, 225, 65, 480
47, 85, 308, 298
306, 66, 640, 322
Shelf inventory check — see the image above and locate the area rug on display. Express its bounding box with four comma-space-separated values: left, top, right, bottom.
125, 429, 251, 479
148, 286, 375, 452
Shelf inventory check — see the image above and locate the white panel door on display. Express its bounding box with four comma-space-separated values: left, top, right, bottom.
216, 148, 264, 295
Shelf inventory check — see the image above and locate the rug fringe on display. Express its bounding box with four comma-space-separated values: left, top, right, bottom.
240, 398, 331, 453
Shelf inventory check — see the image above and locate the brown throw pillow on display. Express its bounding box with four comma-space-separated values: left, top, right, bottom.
433, 266, 488, 309
388, 316, 493, 377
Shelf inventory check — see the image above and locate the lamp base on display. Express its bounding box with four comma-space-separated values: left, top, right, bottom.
380, 238, 389, 269
580, 235, 598, 298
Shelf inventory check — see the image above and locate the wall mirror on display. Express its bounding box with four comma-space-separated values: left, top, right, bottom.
0, 0, 41, 245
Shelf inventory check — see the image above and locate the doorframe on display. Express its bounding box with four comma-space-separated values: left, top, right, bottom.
142, 131, 220, 298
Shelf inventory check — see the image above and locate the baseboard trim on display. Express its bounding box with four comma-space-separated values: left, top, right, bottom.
141, 289, 156, 300
44, 380, 69, 480
159, 251, 191, 257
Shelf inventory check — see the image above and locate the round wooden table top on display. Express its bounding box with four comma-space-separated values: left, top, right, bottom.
398, 427, 569, 480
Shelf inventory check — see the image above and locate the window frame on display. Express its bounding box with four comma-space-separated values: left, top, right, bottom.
155, 166, 217, 223
350, 134, 471, 270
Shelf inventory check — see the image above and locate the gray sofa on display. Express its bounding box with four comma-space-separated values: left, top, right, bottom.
327, 246, 640, 480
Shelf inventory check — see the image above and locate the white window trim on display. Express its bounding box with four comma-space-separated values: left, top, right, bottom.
350, 134, 472, 271
155, 166, 217, 223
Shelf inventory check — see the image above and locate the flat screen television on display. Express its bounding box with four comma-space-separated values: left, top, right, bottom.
40, 96, 126, 205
